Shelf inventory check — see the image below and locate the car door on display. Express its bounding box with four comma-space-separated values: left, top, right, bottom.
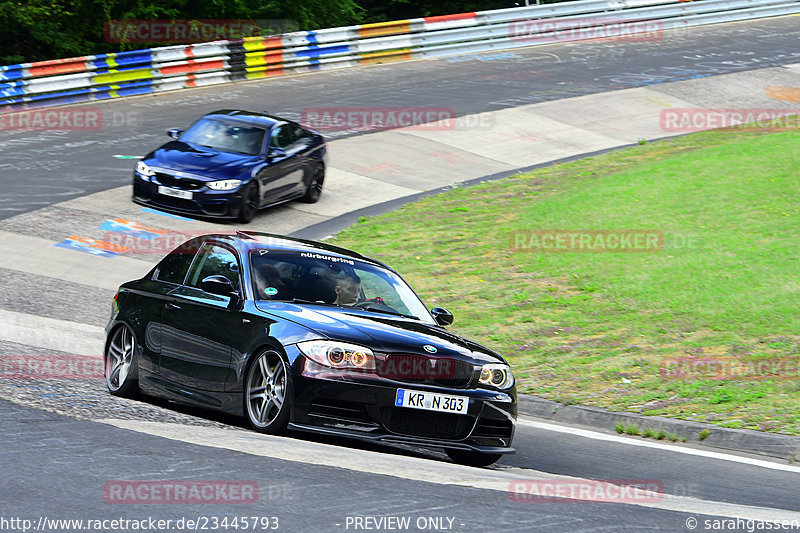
258, 124, 308, 205
136, 242, 201, 377
159, 241, 242, 403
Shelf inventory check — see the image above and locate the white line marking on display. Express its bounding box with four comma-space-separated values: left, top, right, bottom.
98, 419, 800, 522
518, 418, 800, 473
0, 309, 104, 356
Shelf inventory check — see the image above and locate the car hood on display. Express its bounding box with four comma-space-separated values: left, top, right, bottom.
255, 302, 504, 363
146, 141, 261, 180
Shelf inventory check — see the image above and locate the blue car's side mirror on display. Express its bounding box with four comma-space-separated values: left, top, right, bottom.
167, 128, 183, 139
268, 147, 287, 159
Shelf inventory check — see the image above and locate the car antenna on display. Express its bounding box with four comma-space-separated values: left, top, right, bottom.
236, 230, 256, 239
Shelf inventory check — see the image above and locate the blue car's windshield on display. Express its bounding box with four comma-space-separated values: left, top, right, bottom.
181, 118, 265, 155
250, 250, 435, 324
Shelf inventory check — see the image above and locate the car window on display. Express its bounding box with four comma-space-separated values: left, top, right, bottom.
250, 251, 434, 323
153, 248, 196, 285
358, 271, 406, 312
181, 118, 265, 155
269, 125, 292, 150
289, 125, 308, 145
186, 243, 241, 291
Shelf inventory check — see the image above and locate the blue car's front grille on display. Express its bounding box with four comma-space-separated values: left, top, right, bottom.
155, 173, 206, 191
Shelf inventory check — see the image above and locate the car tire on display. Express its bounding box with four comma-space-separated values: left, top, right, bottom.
105, 325, 139, 398
301, 164, 324, 203
244, 349, 291, 434
445, 449, 503, 467
238, 182, 259, 223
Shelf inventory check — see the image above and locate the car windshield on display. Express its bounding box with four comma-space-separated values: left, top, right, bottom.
250, 250, 435, 324
181, 118, 265, 155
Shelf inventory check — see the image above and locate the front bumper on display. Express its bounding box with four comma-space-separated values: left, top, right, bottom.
287, 352, 517, 454
132, 174, 247, 219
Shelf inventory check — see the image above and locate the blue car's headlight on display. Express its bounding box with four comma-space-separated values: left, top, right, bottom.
479, 363, 514, 389
135, 161, 155, 178
207, 179, 242, 191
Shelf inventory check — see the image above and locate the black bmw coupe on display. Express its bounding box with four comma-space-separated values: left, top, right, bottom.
105, 232, 516, 466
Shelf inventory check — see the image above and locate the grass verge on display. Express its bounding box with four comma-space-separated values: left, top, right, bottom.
331, 124, 800, 435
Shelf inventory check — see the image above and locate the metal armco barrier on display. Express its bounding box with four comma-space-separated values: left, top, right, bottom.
1, 0, 799, 112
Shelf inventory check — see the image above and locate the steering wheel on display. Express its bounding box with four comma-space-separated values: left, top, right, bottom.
353, 299, 399, 314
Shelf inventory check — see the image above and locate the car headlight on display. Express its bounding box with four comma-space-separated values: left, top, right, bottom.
479, 363, 514, 389
297, 340, 374, 370
207, 179, 242, 191
135, 161, 155, 178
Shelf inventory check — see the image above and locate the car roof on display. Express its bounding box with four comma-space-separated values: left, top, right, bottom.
203, 109, 289, 129
197, 231, 388, 269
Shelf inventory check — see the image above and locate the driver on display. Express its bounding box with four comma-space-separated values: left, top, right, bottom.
333, 273, 361, 306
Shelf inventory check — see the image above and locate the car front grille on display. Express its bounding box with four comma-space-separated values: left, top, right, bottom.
155, 173, 206, 190
381, 406, 472, 440
377, 354, 475, 389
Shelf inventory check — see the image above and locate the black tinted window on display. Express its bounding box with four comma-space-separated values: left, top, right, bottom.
289, 125, 308, 144
154, 249, 195, 284
187, 243, 240, 290
270, 125, 292, 149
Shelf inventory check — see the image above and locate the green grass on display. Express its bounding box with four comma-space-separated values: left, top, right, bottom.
331, 124, 800, 435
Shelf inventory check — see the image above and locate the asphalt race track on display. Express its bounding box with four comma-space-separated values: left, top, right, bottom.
1, 15, 800, 532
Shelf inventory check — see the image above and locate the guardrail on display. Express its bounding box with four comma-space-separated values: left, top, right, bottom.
1, 0, 799, 112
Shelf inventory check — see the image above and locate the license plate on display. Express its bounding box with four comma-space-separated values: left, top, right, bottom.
158, 186, 193, 200
395, 389, 468, 415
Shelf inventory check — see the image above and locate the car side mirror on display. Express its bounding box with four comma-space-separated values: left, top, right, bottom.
201, 275, 238, 297
431, 307, 454, 326
167, 128, 184, 139
267, 147, 286, 159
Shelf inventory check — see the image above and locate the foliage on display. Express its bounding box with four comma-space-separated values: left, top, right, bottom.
0, 0, 363, 64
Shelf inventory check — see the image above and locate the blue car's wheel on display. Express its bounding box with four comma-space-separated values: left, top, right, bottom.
238, 182, 259, 223
302, 164, 324, 203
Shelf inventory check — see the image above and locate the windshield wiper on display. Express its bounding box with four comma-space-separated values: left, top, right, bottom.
353, 305, 418, 320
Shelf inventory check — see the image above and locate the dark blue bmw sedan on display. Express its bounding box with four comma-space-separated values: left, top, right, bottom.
132, 110, 327, 222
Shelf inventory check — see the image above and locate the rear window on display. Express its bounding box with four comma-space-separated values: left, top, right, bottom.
153, 250, 195, 285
